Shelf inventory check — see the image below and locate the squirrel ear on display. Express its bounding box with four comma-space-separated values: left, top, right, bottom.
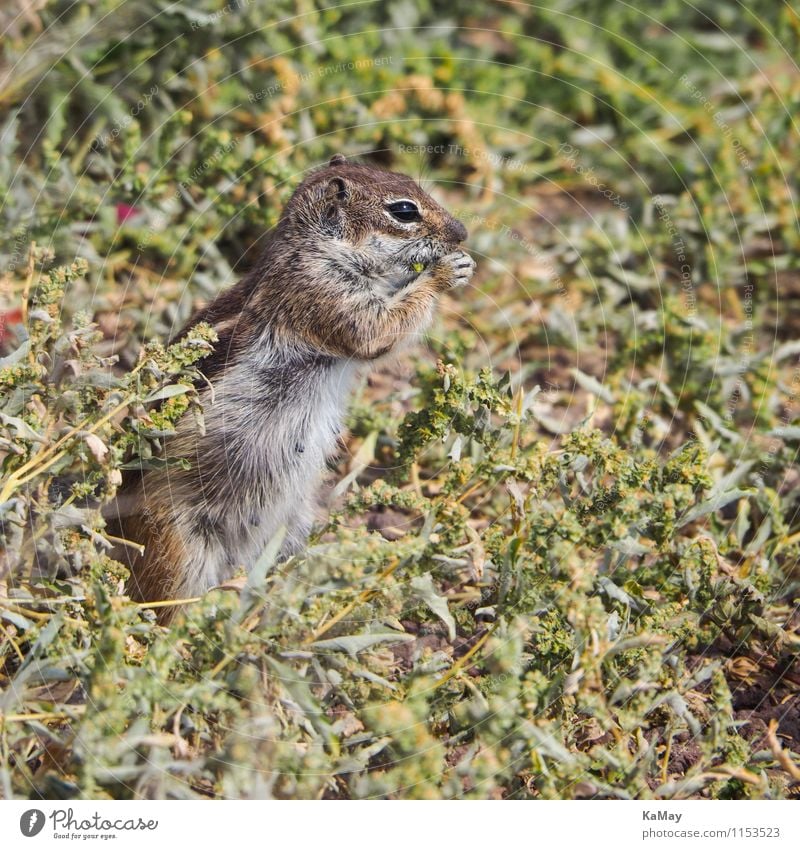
324, 176, 348, 203
321, 177, 348, 231
329, 153, 347, 166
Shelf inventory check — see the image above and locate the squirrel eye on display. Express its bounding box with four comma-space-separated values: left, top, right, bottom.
387, 200, 422, 223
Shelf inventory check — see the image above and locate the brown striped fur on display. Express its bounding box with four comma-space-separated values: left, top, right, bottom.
106, 155, 475, 621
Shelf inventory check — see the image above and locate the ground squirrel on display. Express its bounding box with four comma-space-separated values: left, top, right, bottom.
108, 155, 475, 617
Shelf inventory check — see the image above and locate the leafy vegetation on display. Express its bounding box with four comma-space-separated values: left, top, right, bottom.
1, 0, 799, 799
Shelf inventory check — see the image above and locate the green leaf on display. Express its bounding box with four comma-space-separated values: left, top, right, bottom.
570, 368, 615, 403
119, 456, 190, 471
409, 572, 456, 640
678, 488, 751, 527
144, 383, 192, 403
768, 426, 800, 441
311, 631, 414, 658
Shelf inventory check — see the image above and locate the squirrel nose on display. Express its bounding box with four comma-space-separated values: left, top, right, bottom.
447, 218, 468, 243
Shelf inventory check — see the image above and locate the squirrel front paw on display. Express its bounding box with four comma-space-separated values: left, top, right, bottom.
433, 249, 477, 290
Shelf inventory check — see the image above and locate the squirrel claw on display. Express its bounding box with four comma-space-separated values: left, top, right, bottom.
439, 249, 476, 289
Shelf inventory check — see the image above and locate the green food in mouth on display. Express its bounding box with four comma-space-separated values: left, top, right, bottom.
412, 261, 425, 273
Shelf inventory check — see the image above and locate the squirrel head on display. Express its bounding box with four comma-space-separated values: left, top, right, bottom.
282, 155, 468, 275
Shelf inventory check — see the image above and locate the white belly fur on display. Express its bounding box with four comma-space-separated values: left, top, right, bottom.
163, 354, 360, 596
